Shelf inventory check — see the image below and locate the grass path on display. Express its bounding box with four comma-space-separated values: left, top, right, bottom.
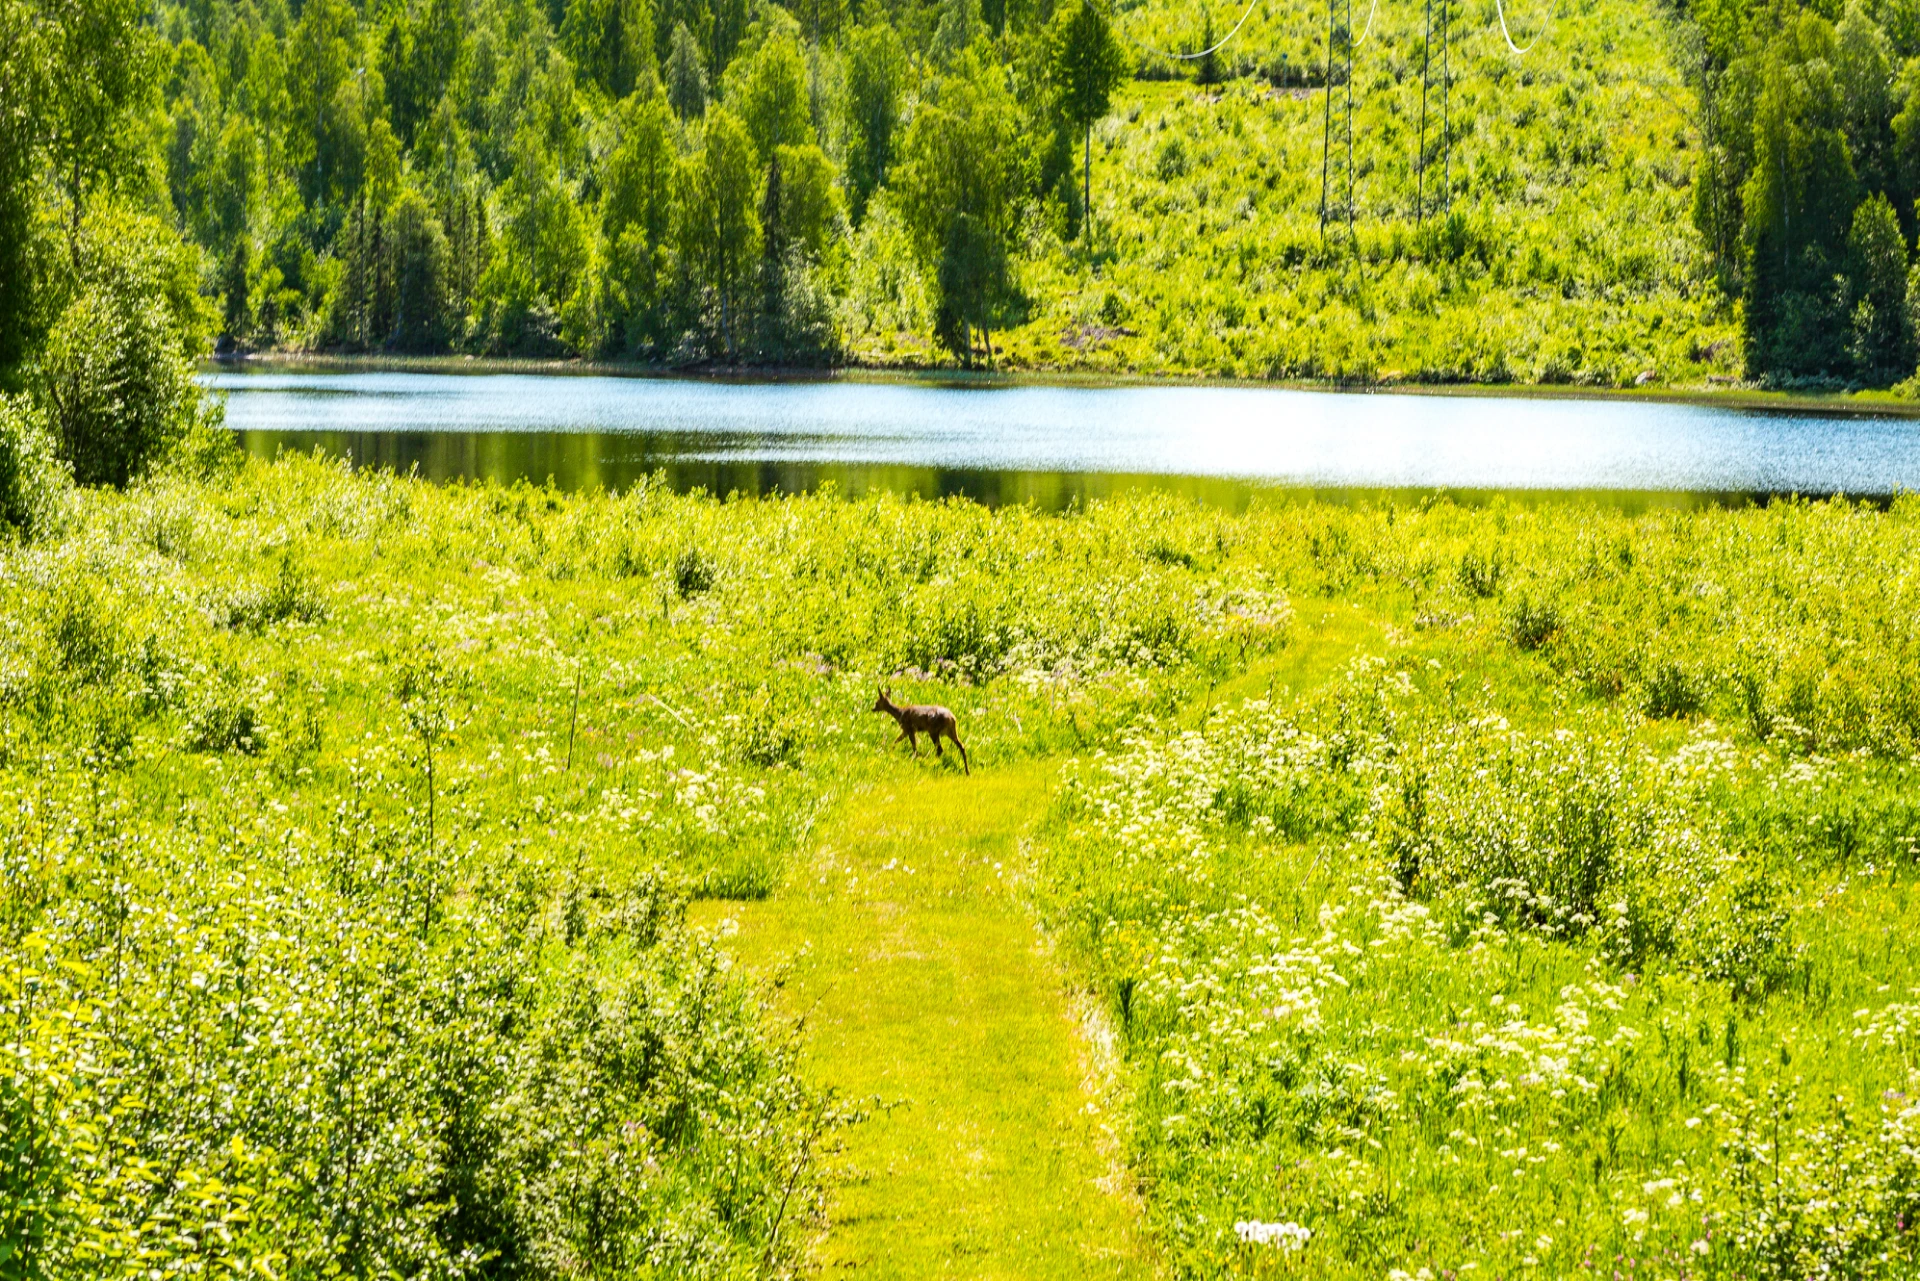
692, 765, 1151, 1278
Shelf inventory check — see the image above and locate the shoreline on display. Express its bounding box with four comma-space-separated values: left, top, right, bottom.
205, 351, 1920, 420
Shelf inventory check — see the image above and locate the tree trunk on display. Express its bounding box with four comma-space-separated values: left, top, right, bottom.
1083, 124, 1092, 246
69, 155, 83, 271
355, 194, 368, 348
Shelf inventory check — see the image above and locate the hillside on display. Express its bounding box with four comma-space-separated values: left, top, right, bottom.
128, 0, 1735, 386
10, 0, 1920, 391
954, 35, 1730, 383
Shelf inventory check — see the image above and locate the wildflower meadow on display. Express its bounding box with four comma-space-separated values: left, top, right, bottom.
7, 453, 1920, 1277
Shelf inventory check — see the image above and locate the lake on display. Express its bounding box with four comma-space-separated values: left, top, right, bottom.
207, 368, 1920, 508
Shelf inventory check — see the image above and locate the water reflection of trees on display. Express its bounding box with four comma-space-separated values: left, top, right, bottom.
240, 429, 1275, 510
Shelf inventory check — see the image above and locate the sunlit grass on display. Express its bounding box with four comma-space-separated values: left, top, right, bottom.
695, 766, 1153, 1277
10, 459, 1920, 1276
870, 0, 1736, 387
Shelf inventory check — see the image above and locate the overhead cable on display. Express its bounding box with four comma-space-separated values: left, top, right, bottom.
1350, 0, 1380, 45
1113, 0, 1548, 77
1117, 0, 1262, 61
1491, 0, 1560, 55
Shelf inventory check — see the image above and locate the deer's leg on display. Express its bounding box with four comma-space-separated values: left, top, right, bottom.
905, 729, 919, 755
932, 735, 944, 757
951, 731, 970, 775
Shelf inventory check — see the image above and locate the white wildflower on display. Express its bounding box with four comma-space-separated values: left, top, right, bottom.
1235, 1220, 1311, 1250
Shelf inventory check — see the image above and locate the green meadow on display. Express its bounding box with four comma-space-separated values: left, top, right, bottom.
9, 453, 1920, 1277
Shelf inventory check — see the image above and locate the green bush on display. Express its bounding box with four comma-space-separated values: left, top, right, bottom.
1505, 591, 1561, 651
35, 211, 221, 489
0, 393, 66, 538
183, 680, 265, 753
674, 545, 716, 596
209, 552, 327, 632
1641, 658, 1704, 719
39, 288, 199, 487
44, 580, 124, 688
735, 686, 803, 768
1457, 548, 1505, 598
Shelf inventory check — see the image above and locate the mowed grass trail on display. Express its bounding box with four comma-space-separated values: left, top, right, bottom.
692, 765, 1152, 1278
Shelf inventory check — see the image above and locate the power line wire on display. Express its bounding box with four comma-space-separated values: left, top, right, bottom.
1492, 0, 1560, 55
1115, 0, 1547, 69
1116, 0, 1263, 62
1350, 0, 1380, 46
1319, 0, 1354, 241
1416, 0, 1450, 219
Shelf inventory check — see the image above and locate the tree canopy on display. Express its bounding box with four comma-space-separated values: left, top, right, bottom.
3, 0, 1917, 389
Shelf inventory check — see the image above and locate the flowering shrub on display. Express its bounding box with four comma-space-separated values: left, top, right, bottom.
0, 769, 830, 1278
1041, 659, 1920, 1276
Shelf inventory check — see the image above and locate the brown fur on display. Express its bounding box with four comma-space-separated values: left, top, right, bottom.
872, 687, 970, 774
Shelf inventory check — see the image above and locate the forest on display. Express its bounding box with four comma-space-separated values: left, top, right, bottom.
7, 0, 1920, 384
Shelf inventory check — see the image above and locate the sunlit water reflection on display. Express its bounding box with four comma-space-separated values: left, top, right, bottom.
206, 369, 1920, 508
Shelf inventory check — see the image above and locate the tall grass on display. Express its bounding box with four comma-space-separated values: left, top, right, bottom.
7, 459, 1920, 1276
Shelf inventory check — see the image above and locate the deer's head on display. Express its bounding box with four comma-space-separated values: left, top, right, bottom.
871, 686, 894, 714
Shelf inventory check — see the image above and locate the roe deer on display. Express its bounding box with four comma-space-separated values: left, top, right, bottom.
872, 687, 970, 774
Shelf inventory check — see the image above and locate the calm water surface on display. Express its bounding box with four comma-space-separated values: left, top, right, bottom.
207, 369, 1920, 507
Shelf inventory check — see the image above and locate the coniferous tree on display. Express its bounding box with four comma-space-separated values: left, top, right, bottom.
386, 192, 452, 350
665, 20, 707, 119
562, 0, 656, 99
1847, 192, 1911, 381
1196, 8, 1220, 86
709, 0, 747, 79
1050, 0, 1126, 244
935, 211, 1007, 366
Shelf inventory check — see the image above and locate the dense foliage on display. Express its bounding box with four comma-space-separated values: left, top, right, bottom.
11, 0, 1876, 384
1692, 0, 1920, 385
126, 0, 1739, 382
20, 0, 1920, 381
2, 462, 862, 1278
1037, 494, 1920, 1274
0, 452, 1278, 1277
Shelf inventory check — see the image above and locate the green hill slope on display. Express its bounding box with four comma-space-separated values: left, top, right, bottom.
979, 14, 1734, 384
17, 0, 1920, 390
116, 0, 1744, 385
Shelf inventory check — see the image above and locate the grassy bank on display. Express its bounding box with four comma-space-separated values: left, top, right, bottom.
9, 458, 1920, 1276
